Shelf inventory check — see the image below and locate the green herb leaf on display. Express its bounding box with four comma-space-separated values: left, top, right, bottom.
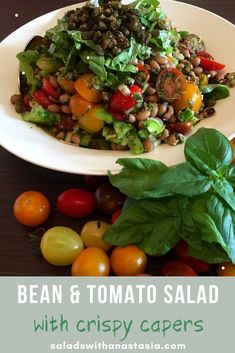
185, 127, 234, 173
155, 162, 211, 197
103, 197, 181, 255
108, 158, 168, 199
212, 179, 235, 211
200, 84, 230, 100
188, 242, 229, 264
17, 50, 40, 88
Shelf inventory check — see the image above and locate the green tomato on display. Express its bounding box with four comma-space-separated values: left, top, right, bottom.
40, 226, 84, 266
81, 221, 111, 252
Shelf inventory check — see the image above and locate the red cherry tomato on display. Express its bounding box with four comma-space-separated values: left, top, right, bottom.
162, 260, 197, 276
23, 94, 31, 110
198, 56, 225, 71
156, 68, 187, 101
174, 240, 210, 273
57, 188, 95, 218
109, 85, 142, 112
111, 208, 122, 224
196, 51, 214, 60
32, 89, 52, 108
42, 77, 60, 98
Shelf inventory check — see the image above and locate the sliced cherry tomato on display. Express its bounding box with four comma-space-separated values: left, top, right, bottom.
57, 78, 76, 95
111, 209, 122, 224
40, 226, 84, 266
32, 89, 52, 108
198, 56, 225, 71
57, 188, 95, 218
217, 262, 235, 276
78, 105, 104, 133
42, 77, 60, 98
71, 247, 110, 276
107, 108, 125, 121
196, 51, 214, 60
166, 121, 193, 135
162, 260, 197, 276
109, 85, 142, 112
13, 191, 50, 227
69, 94, 94, 118
174, 240, 210, 273
156, 68, 187, 101
110, 245, 147, 276
172, 81, 202, 113
74, 73, 102, 103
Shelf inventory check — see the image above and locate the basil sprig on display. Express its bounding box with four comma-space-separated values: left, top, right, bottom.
105, 127, 235, 264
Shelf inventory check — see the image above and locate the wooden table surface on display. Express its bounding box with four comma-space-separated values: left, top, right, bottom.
0, 0, 234, 275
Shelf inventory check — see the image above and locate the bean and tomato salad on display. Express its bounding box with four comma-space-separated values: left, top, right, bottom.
10, 0, 235, 154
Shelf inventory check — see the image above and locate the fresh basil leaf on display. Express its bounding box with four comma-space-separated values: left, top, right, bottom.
200, 84, 230, 100
188, 242, 229, 264
212, 178, 235, 211
109, 158, 168, 199
185, 127, 234, 173
103, 197, 181, 255
227, 164, 235, 187
155, 162, 211, 197
207, 195, 235, 263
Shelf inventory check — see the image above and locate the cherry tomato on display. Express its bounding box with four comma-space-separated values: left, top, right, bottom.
71, 247, 110, 276
174, 240, 210, 273
23, 94, 31, 110
95, 183, 126, 214
13, 191, 50, 227
57, 188, 95, 218
196, 51, 214, 60
156, 68, 187, 101
111, 209, 122, 224
74, 73, 102, 103
217, 262, 235, 276
173, 81, 202, 113
32, 89, 52, 108
198, 56, 225, 71
81, 220, 111, 252
162, 260, 197, 276
109, 85, 142, 112
110, 245, 147, 276
166, 121, 193, 135
42, 77, 59, 98
83, 175, 109, 191
40, 226, 84, 266
78, 105, 104, 133
69, 94, 94, 118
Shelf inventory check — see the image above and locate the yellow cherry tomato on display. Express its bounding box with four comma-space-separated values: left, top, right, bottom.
78, 105, 104, 133
217, 262, 235, 276
69, 94, 94, 118
74, 73, 102, 103
40, 226, 84, 266
81, 220, 111, 252
173, 82, 202, 113
110, 245, 147, 276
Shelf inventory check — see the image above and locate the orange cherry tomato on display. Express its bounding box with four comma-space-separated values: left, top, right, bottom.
74, 73, 102, 103
57, 78, 76, 94
69, 94, 94, 118
217, 262, 235, 276
110, 245, 147, 276
13, 191, 50, 227
78, 105, 104, 133
71, 247, 110, 276
173, 81, 202, 113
